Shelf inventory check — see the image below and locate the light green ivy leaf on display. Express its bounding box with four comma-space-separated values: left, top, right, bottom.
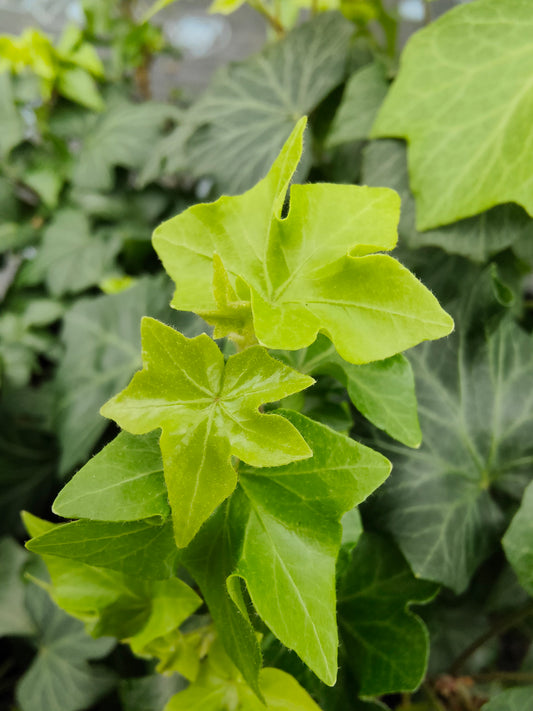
101, 318, 313, 547
362, 140, 533, 263
164, 639, 322, 711
53, 431, 169, 522
183, 500, 262, 695
141, 14, 354, 193
27, 519, 178, 580
155, 119, 453, 364
366, 316, 533, 593
236, 411, 390, 686
338, 532, 437, 696
279, 333, 421, 447
23, 513, 201, 645
503, 480, 533, 596
372, 0, 533, 228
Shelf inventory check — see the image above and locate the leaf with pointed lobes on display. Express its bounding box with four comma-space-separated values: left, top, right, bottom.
101, 317, 314, 547
154, 118, 453, 364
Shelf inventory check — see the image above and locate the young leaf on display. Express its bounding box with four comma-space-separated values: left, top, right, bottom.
183, 501, 262, 695
142, 14, 354, 193
280, 333, 421, 447
27, 519, 178, 580
101, 318, 313, 546
23, 514, 201, 645
235, 411, 391, 686
362, 140, 533, 263
372, 0, 533, 229
155, 120, 453, 364
366, 317, 533, 593
16, 583, 115, 711
503, 480, 533, 596
53, 431, 169, 522
338, 533, 437, 696
164, 640, 321, 711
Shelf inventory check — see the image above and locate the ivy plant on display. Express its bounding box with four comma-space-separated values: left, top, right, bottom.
4, 1, 533, 709
25, 121, 452, 707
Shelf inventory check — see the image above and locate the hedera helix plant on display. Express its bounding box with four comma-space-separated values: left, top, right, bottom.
24, 117, 453, 707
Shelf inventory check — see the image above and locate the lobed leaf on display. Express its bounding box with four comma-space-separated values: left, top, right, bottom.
372, 0, 533, 229
101, 318, 313, 547
155, 119, 453, 364
366, 316, 533, 593
142, 14, 353, 193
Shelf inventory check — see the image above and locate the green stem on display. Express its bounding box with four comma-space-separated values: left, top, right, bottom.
450, 600, 533, 675
249, 0, 285, 36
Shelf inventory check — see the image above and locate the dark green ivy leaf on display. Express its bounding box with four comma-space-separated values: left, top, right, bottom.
365, 316, 533, 593
503, 480, 533, 596
236, 411, 390, 686
141, 13, 354, 194
338, 533, 437, 696
21, 209, 121, 296
482, 687, 533, 710
0, 537, 34, 637
16, 582, 115, 711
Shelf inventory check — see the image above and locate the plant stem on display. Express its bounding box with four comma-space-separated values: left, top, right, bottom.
249, 0, 285, 36
450, 601, 533, 675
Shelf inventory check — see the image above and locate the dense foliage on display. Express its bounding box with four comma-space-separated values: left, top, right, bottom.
2, 1, 533, 710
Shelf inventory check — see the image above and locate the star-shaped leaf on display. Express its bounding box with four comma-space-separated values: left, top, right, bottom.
154, 119, 453, 365
101, 317, 313, 547
372, 0, 533, 229
338, 533, 437, 696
